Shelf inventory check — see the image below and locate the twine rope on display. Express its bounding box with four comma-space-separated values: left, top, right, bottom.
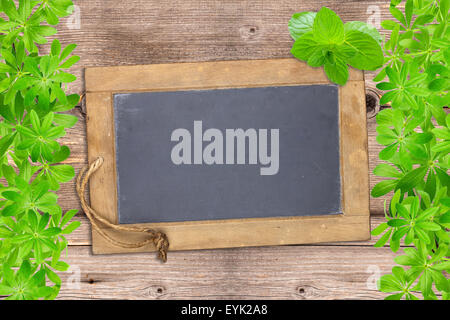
76, 157, 169, 262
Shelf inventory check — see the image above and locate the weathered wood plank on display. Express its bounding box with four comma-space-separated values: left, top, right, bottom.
47, 0, 392, 95
57, 245, 399, 300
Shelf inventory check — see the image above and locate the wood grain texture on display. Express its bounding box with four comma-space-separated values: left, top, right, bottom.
48, 0, 392, 94
39, 0, 406, 299
57, 245, 399, 300
66, 216, 406, 248
340, 80, 370, 218
85, 58, 362, 92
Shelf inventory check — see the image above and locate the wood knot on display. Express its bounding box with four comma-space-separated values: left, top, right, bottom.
148, 285, 167, 298
295, 285, 319, 299
151, 231, 169, 263
239, 25, 261, 40
366, 88, 381, 119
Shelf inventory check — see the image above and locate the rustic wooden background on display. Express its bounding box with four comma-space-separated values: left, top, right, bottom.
46, 0, 404, 299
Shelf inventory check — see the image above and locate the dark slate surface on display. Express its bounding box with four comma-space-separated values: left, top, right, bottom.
113, 85, 342, 224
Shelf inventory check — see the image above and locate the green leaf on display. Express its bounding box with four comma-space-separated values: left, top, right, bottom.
288, 12, 316, 41
396, 203, 411, 220
61, 220, 80, 234
313, 7, 345, 44
390, 5, 406, 26
374, 229, 392, 247
385, 293, 404, 300
431, 141, 450, 153
379, 143, 398, 160
435, 167, 450, 189
416, 221, 441, 231
381, 20, 398, 30
51, 72, 76, 83
324, 57, 348, 85
378, 274, 402, 292
392, 227, 409, 242
415, 227, 431, 244
60, 44, 77, 60
60, 209, 78, 227
0, 132, 16, 158
420, 270, 432, 297
397, 166, 428, 192
53, 261, 70, 272
372, 180, 397, 198
344, 30, 384, 70
45, 267, 62, 285
377, 134, 398, 145
429, 79, 448, 91
33, 286, 54, 298
399, 39, 421, 50
40, 227, 61, 237
405, 143, 428, 160
440, 0, 450, 18
344, 21, 382, 44
51, 164, 75, 182
388, 219, 409, 227
51, 39, 62, 56
441, 198, 450, 207
373, 164, 402, 178
390, 237, 400, 252
1, 0, 20, 21
291, 31, 321, 61
432, 261, 450, 271
29, 110, 41, 133
35, 25, 57, 37
394, 255, 417, 267
405, 0, 413, 27
432, 128, 450, 140
51, 145, 71, 163
59, 55, 80, 69
377, 82, 397, 90
2, 191, 22, 202
390, 189, 401, 217
306, 50, 325, 67
371, 222, 389, 236
44, 6, 59, 25
0, 284, 15, 296
38, 212, 50, 232
53, 113, 78, 128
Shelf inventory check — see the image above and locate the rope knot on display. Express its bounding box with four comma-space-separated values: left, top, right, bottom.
152, 232, 169, 263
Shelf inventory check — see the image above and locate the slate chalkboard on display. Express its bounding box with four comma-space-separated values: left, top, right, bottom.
113, 85, 342, 224
85, 59, 370, 254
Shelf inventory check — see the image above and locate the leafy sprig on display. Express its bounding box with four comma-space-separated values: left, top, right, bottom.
373, 0, 449, 300
0, 0, 79, 300
289, 7, 384, 84
289, 1, 449, 300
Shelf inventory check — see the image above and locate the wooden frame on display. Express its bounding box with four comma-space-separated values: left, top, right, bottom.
84, 58, 370, 254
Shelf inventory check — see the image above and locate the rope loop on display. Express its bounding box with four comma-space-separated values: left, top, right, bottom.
76, 157, 169, 262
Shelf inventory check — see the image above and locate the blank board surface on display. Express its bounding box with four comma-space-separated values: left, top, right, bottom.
113, 85, 341, 224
